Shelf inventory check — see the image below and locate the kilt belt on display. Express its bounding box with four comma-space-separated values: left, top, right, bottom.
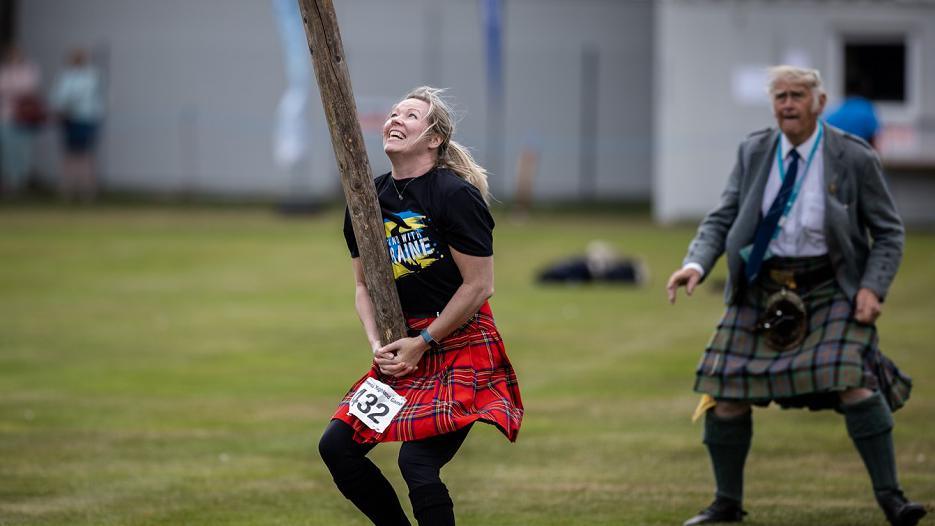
762, 257, 836, 292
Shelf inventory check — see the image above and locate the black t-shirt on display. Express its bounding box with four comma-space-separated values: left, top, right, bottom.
344, 168, 494, 314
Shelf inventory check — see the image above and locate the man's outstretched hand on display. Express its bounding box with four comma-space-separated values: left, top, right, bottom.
666, 267, 702, 305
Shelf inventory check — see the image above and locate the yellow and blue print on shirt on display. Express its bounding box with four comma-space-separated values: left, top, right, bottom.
384, 210, 440, 278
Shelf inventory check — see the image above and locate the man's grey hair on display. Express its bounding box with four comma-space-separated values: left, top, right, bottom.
767, 65, 826, 111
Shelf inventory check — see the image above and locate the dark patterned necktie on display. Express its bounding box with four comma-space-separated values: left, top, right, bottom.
745, 149, 800, 283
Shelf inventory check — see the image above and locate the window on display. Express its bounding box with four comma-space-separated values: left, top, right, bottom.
843, 40, 906, 102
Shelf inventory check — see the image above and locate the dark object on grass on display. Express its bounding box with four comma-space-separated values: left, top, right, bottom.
538, 241, 646, 285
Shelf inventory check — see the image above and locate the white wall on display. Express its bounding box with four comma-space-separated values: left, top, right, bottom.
24, 0, 291, 197
19, 0, 654, 201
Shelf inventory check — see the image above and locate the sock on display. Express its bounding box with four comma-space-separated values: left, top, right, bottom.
410, 483, 454, 526
842, 391, 900, 494
703, 409, 753, 504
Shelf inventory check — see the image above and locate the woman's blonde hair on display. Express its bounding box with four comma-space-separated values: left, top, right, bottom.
403, 86, 490, 203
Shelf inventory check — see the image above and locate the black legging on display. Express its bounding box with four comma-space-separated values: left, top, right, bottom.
318, 419, 472, 526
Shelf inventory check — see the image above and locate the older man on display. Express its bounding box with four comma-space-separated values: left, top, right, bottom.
666, 66, 926, 526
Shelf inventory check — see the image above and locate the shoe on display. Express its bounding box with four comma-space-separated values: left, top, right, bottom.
683, 497, 747, 525
877, 490, 927, 526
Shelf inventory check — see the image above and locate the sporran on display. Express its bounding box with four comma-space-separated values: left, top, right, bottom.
755, 287, 807, 351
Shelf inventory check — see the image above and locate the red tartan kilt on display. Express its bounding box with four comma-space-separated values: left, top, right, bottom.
332, 302, 524, 444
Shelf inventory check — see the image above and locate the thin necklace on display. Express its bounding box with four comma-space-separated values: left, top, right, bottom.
391, 177, 416, 200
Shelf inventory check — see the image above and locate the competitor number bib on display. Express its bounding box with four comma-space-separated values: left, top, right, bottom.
348, 377, 407, 433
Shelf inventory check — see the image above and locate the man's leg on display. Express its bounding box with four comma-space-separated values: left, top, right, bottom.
685, 401, 751, 525
398, 425, 472, 526
707, 401, 753, 504
841, 388, 926, 526
318, 419, 411, 526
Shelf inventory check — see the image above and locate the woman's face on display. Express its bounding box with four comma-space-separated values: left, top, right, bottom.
382, 98, 437, 156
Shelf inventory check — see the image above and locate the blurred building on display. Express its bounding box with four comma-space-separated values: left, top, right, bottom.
654, 0, 935, 227
16, 0, 653, 203
13, 0, 935, 226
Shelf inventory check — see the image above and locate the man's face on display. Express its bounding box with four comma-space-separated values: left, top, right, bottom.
771, 80, 826, 145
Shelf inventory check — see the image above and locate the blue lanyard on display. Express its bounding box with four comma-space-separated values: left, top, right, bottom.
773, 125, 822, 236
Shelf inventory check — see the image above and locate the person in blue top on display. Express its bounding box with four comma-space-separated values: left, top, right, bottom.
825, 77, 880, 147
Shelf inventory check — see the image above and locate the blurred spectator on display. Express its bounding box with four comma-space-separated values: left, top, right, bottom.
0, 46, 44, 198
825, 77, 880, 147
51, 48, 104, 202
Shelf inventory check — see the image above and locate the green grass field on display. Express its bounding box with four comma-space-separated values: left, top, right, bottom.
1, 205, 932, 525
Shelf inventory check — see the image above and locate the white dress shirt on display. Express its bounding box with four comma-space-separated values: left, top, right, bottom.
762, 125, 827, 258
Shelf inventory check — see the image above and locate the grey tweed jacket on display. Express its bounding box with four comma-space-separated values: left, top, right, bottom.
684, 122, 905, 305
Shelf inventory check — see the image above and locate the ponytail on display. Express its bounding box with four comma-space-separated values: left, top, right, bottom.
440, 140, 490, 204
404, 85, 491, 203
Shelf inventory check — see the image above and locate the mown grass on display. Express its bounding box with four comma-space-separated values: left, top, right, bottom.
1, 205, 932, 525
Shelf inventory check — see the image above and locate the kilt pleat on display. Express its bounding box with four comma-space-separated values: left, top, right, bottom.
333, 302, 524, 444
695, 264, 912, 411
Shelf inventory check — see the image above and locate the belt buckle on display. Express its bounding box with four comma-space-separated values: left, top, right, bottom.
768, 269, 797, 290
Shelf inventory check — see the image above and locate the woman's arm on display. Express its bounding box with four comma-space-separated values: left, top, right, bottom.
353, 257, 411, 376
425, 248, 494, 342
375, 248, 494, 377
352, 257, 382, 352
356, 256, 434, 377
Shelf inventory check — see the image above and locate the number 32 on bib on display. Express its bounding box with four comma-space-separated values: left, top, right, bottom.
348, 377, 407, 433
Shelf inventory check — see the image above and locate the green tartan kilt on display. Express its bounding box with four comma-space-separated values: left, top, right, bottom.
694, 259, 912, 411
